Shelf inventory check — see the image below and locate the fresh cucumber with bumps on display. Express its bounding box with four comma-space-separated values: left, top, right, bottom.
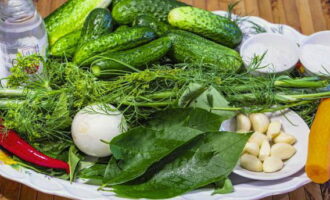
168, 7, 243, 48
167, 30, 243, 72
133, 15, 172, 36
78, 8, 114, 48
49, 30, 81, 57
45, 0, 112, 45
114, 25, 130, 32
91, 37, 172, 77
74, 27, 157, 65
112, 0, 187, 24
112, 0, 123, 6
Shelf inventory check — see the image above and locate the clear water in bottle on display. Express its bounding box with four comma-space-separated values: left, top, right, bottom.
0, 0, 48, 83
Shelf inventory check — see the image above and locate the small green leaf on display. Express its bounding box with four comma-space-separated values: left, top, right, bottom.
212, 178, 234, 195
69, 145, 81, 183
188, 86, 236, 119
178, 83, 207, 107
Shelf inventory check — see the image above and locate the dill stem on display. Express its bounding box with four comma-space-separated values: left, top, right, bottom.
256, 101, 312, 113
274, 79, 328, 88
212, 107, 242, 111
145, 91, 177, 99
278, 91, 330, 102
120, 101, 175, 107
0, 99, 24, 109
0, 88, 27, 98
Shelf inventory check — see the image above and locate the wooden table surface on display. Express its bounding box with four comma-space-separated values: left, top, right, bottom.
1, 0, 330, 200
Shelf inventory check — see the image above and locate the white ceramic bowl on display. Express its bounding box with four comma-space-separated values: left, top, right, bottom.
220, 110, 309, 181
240, 33, 300, 74
300, 31, 330, 77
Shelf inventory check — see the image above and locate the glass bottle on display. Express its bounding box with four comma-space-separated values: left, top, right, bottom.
0, 0, 48, 82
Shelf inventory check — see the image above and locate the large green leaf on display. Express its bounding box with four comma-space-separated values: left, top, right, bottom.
103, 108, 226, 186
148, 107, 225, 132
104, 126, 203, 185
112, 132, 250, 199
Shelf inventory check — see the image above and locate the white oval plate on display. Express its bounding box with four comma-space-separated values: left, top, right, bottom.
221, 110, 309, 181
0, 11, 311, 200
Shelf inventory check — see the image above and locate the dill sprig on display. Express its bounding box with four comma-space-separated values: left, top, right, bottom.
1, 55, 328, 142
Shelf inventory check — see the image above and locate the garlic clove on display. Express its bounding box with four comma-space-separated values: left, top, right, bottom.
249, 113, 270, 133
263, 156, 284, 173
236, 114, 252, 132
266, 121, 281, 140
240, 154, 263, 172
271, 143, 296, 160
274, 131, 296, 145
243, 142, 260, 156
249, 132, 268, 146
259, 140, 271, 161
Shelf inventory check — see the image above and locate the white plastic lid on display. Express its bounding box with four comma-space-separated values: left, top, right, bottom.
300, 31, 330, 77
240, 33, 300, 74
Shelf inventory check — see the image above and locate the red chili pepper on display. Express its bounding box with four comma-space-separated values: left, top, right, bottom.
0, 126, 70, 173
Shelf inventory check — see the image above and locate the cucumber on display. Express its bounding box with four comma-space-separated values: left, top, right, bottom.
74, 27, 157, 65
168, 7, 243, 48
114, 25, 130, 32
112, 0, 187, 24
133, 15, 172, 36
112, 0, 123, 7
78, 8, 114, 48
91, 37, 172, 77
45, 0, 111, 45
49, 30, 81, 57
167, 30, 243, 72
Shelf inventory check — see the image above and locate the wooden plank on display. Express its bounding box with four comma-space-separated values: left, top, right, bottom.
0, 177, 21, 200
218, 0, 228, 11
289, 187, 307, 200
321, 0, 330, 29
233, 0, 246, 16
193, 0, 207, 9
295, 0, 315, 34
308, 0, 327, 31
258, 0, 274, 22
181, 0, 194, 5
34, 0, 52, 18
272, 194, 290, 200
282, 0, 301, 31
53, 197, 71, 200
304, 183, 323, 200
36, 192, 54, 200
271, 0, 287, 24
260, 197, 272, 200
19, 185, 37, 200
244, 0, 260, 16
206, 0, 220, 11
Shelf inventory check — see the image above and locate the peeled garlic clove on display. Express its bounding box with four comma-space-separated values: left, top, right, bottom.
259, 140, 271, 161
263, 156, 284, 173
249, 113, 270, 133
240, 154, 263, 172
271, 143, 296, 160
266, 121, 281, 140
274, 132, 296, 145
243, 142, 260, 156
236, 114, 251, 132
249, 132, 268, 146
